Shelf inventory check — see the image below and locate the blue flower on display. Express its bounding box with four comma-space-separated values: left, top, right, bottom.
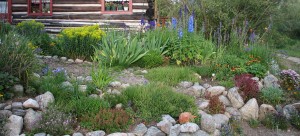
141, 17, 145, 25
149, 20, 156, 29
41, 65, 49, 75
52, 67, 67, 76
188, 15, 194, 33
178, 27, 183, 38
171, 17, 177, 29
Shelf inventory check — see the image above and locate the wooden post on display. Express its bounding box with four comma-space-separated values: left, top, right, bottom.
8, 0, 12, 23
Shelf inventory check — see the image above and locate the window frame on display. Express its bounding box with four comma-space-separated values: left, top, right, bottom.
0, 0, 11, 23
101, 0, 133, 14
27, 0, 53, 16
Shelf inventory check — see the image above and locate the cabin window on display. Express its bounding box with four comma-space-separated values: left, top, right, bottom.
28, 0, 52, 15
102, 0, 132, 14
0, 0, 8, 14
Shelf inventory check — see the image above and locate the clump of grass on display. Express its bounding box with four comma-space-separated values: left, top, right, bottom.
248, 119, 260, 128
261, 113, 289, 130
260, 87, 284, 106
145, 66, 197, 86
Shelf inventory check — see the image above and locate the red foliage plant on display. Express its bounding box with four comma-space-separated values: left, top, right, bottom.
234, 73, 259, 101
205, 92, 225, 114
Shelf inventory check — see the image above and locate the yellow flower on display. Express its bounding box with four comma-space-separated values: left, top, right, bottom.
0, 93, 3, 97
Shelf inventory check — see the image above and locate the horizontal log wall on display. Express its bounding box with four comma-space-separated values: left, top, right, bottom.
12, 0, 149, 32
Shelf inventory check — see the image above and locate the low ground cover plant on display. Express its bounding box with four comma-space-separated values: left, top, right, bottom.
234, 74, 259, 101
135, 50, 164, 68
261, 113, 289, 130
205, 93, 225, 114
260, 87, 284, 106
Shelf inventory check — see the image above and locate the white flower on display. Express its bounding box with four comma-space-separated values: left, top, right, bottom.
212, 73, 216, 77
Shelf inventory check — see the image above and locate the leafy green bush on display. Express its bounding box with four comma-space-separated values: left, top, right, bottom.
33, 105, 75, 135
15, 20, 51, 53
112, 83, 198, 122
262, 113, 289, 130
260, 87, 284, 106
0, 72, 19, 100
145, 66, 197, 86
143, 28, 170, 55
95, 31, 147, 67
0, 22, 12, 35
192, 65, 212, 78
246, 63, 267, 79
290, 113, 300, 130
135, 50, 164, 68
56, 25, 105, 60
90, 59, 112, 90
80, 108, 133, 133
0, 32, 39, 83
248, 119, 260, 128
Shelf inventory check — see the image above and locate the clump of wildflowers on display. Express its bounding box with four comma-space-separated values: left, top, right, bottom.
52, 67, 67, 76
280, 69, 300, 91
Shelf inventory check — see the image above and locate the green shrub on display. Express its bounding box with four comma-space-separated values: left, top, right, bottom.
0, 32, 39, 83
290, 113, 300, 130
145, 66, 197, 86
90, 64, 112, 90
0, 22, 12, 35
33, 105, 75, 135
80, 108, 133, 133
246, 63, 267, 79
135, 50, 164, 68
143, 28, 170, 55
15, 20, 51, 52
191, 65, 212, 78
260, 87, 284, 106
0, 72, 19, 100
262, 113, 289, 130
95, 31, 147, 67
248, 119, 260, 128
218, 80, 234, 89
114, 83, 198, 122
56, 25, 105, 60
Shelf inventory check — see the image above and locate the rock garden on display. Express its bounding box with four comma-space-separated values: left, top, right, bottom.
1, 1, 300, 136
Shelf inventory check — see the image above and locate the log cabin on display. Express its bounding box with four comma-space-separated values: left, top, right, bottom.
0, 0, 151, 32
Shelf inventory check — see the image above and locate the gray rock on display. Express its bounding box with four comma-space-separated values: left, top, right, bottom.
213, 130, 221, 136
120, 83, 130, 89
0, 103, 5, 110
181, 130, 209, 136
44, 56, 52, 59
227, 87, 244, 108
292, 102, 300, 112
207, 86, 225, 96
133, 123, 148, 136
225, 107, 241, 120
4, 115, 23, 136
24, 109, 42, 131
169, 124, 180, 136
52, 55, 59, 60
283, 104, 298, 119
23, 99, 39, 109
212, 114, 229, 129
144, 126, 166, 136
12, 109, 26, 117
0, 110, 12, 118
33, 73, 41, 78
259, 104, 277, 120
203, 83, 212, 89
19, 134, 26, 136
89, 94, 99, 98
86, 130, 105, 136
109, 81, 122, 88
162, 114, 176, 125
12, 102, 23, 109
75, 59, 83, 63
67, 59, 74, 63
179, 81, 193, 88
86, 76, 93, 82
263, 74, 280, 88
107, 133, 135, 136
200, 114, 216, 133
35, 91, 55, 110
77, 76, 85, 82
72, 132, 84, 136
223, 91, 228, 96
62, 81, 74, 91
180, 123, 199, 133
187, 84, 206, 96
12, 84, 24, 96
219, 95, 231, 107
115, 103, 122, 110
78, 85, 87, 92
157, 120, 172, 134
34, 133, 47, 136
111, 89, 121, 95
60, 57, 67, 61
4, 104, 11, 110
197, 99, 209, 110
239, 98, 259, 120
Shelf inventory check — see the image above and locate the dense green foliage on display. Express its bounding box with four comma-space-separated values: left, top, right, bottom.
135, 50, 164, 68
262, 113, 289, 130
260, 87, 284, 106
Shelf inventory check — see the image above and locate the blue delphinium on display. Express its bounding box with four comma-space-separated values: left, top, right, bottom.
141, 17, 145, 25
178, 27, 183, 38
188, 15, 194, 33
149, 20, 156, 29
172, 17, 177, 29
52, 67, 67, 76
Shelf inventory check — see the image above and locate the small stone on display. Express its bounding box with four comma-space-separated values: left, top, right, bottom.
0, 103, 5, 110
227, 87, 244, 108
239, 98, 259, 120
213, 129, 221, 136
34, 133, 47, 136
4, 105, 11, 110
52, 55, 58, 60
259, 104, 277, 120
24, 109, 42, 131
12, 84, 24, 96
157, 120, 172, 134
223, 91, 228, 96
107, 133, 135, 136
111, 89, 121, 95
60, 57, 67, 61
197, 99, 209, 110
219, 95, 231, 107
78, 85, 87, 92
179, 81, 193, 88
77, 76, 85, 82
20, 134, 26, 136
207, 86, 225, 96
12, 102, 23, 109
212, 114, 229, 129
144, 126, 165, 136
86, 130, 105, 136
162, 114, 176, 125
283, 104, 298, 119
23, 99, 39, 109
120, 83, 130, 89
141, 70, 148, 74
35, 91, 55, 110
75, 59, 84, 63
169, 124, 180, 136
44, 56, 52, 59
180, 122, 199, 133
67, 59, 74, 63
109, 81, 122, 88
200, 114, 216, 133
86, 76, 93, 82
263, 74, 280, 88
33, 73, 41, 78
72, 132, 84, 136
84, 61, 93, 65
89, 94, 98, 98
115, 103, 122, 110
12, 109, 26, 117
4, 115, 23, 136
203, 83, 212, 89
62, 81, 74, 91
133, 123, 148, 136
0, 110, 12, 118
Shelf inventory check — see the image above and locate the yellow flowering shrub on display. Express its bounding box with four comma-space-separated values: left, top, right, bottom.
56, 25, 105, 60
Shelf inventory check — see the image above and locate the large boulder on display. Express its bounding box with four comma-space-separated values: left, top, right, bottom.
35, 91, 55, 110
227, 87, 244, 108
263, 74, 280, 88
24, 109, 42, 131
259, 104, 277, 120
23, 99, 40, 109
212, 114, 229, 129
157, 120, 172, 134
86, 130, 105, 136
283, 104, 298, 119
4, 115, 23, 136
219, 95, 231, 107
225, 107, 241, 120
239, 98, 259, 120
169, 124, 181, 136
200, 114, 216, 133
0, 110, 12, 118
183, 84, 206, 97
162, 114, 176, 125
132, 123, 148, 136
144, 126, 166, 136
207, 86, 225, 96
180, 122, 199, 133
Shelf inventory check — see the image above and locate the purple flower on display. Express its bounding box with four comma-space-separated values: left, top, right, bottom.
149, 20, 156, 29
52, 67, 67, 76
141, 17, 145, 25
172, 17, 177, 29
178, 27, 183, 38
188, 15, 194, 33
249, 31, 256, 43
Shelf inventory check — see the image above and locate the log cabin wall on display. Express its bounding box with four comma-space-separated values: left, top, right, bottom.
12, 0, 148, 32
